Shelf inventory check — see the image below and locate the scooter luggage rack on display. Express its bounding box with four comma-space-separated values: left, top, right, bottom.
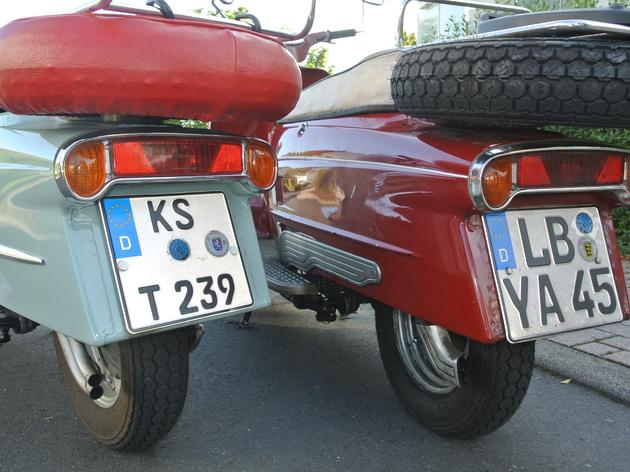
71, 0, 316, 40
396, 0, 630, 46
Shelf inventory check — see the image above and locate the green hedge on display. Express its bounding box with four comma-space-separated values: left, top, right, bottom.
549, 127, 630, 256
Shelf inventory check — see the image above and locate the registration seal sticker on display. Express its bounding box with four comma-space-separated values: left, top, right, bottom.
576, 212, 594, 234
168, 238, 191, 261
578, 236, 598, 262
205, 230, 229, 257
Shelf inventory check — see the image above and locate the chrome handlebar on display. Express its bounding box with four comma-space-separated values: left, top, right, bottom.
71, 0, 317, 41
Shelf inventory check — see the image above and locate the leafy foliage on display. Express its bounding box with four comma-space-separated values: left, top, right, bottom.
401, 31, 417, 47
305, 46, 334, 73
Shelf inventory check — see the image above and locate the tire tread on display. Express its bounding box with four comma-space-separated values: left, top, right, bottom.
391, 38, 630, 128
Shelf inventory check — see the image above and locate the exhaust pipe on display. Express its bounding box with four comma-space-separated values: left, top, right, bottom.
56, 333, 103, 400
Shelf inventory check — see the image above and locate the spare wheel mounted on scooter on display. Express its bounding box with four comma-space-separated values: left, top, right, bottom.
391, 36, 630, 128
0, 13, 302, 125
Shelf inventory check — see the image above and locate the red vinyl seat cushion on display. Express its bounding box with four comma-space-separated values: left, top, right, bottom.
0, 14, 301, 123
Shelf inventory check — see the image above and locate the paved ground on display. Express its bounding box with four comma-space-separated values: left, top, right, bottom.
547, 261, 630, 368
2, 301, 630, 472
535, 260, 630, 404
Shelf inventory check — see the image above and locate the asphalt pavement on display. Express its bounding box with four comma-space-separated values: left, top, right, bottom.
2, 297, 630, 472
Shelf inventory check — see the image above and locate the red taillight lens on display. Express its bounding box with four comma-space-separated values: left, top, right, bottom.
596, 155, 625, 184
516, 152, 625, 188
112, 139, 243, 177
517, 155, 551, 187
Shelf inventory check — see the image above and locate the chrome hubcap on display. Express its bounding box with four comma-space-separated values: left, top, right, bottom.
393, 309, 466, 395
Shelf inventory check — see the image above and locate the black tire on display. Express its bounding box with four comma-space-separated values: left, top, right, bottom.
391, 38, 630, 128
375, 305, 534, 439
54, 329, 190, 450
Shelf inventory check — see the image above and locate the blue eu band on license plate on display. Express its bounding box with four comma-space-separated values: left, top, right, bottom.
485, 213, 516, 270
104, 197, 142, 258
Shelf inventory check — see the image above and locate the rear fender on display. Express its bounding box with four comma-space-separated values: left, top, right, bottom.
270, 113, 630, 343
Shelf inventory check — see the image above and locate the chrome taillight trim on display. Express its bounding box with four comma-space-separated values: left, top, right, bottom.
54, 132, 277, 202
468, 141, 630, 211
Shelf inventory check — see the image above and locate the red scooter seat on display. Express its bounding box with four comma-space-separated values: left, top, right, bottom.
0, 14, 301, 123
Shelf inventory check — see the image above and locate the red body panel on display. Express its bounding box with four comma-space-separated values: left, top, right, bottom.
0, 14, 301, 126
266, 113, 630, 343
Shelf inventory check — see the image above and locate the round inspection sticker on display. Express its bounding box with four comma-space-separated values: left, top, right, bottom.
578, 236, 598, 262
168, 238, 191, 261
205, 231, 229, 257
576, 212, 593, 234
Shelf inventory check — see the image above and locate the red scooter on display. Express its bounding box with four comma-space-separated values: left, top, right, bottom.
251, 0, 630, 438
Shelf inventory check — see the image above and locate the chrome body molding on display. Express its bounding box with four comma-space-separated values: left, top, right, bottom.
468, 140, 630, 211
0, 244, 44, 265
279, 230, 381, 287
282, 155, 467, 180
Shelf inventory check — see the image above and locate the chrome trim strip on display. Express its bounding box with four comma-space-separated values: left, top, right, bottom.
54, 132, 277, 202
279, 231, 382, 286
468, 141, 630, 211
0, 244, 44, 265
281, 156, 467, 180
397, 0, 531, 47
474, 19, 630, 40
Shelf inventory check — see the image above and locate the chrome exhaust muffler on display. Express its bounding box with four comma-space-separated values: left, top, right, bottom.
56, 333, 103, 400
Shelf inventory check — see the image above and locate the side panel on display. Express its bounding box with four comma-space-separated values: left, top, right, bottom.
270, 113, 629, 343
0, 119, 270, 346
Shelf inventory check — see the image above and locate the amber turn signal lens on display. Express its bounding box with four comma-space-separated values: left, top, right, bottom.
482, 157, 512, 208
246, 142, 277, 189
64, 143, 106, 197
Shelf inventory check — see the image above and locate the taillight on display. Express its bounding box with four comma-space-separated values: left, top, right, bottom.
64, 143, 107, 198
474, 148, 629, 210
58, 135, 277, 199
245, 141, 277, 189
482, 157, 513, 208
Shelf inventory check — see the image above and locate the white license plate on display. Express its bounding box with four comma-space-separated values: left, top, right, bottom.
484, 207, 623, 342
102, 193, 253, 333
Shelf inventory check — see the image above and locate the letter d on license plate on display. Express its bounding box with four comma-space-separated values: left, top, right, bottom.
484, 207, 623, 342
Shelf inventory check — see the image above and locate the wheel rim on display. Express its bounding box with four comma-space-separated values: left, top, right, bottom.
87, 343, 122, 409
392, 309, 466, 395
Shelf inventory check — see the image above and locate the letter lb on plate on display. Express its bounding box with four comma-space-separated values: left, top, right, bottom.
103, 193, 253, 333
484, 207, 623, 342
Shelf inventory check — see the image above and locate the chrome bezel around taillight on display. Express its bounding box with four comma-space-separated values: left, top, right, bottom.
469, 141, 630, 211
54, 132, 277, 202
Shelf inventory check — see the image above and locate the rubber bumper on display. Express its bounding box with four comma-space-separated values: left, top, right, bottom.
0, 14, 301, 122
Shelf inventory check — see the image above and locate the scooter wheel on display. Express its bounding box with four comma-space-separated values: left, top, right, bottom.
375, 305, 534, 439
54, 329, 190, 450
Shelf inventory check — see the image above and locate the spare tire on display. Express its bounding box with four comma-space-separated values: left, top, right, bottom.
391, 38, 630, 128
